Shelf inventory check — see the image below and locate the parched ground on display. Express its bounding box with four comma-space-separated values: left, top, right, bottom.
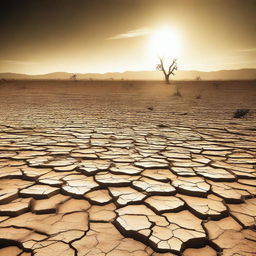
0, 80, 255, 256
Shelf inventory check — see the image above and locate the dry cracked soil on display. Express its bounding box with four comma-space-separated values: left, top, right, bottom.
0, 79, 255, 256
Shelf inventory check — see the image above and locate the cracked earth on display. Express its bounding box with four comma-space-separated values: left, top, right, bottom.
0, 80, 255, 256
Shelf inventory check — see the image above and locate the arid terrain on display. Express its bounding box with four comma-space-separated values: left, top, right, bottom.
0, 80, 255, 256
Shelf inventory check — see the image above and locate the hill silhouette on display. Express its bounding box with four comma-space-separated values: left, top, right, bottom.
1, 69, 256, 80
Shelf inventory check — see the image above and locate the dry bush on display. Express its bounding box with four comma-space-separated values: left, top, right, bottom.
233, 109, 250, 118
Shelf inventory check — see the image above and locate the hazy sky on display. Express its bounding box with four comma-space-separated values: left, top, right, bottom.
0, 0, 255, 74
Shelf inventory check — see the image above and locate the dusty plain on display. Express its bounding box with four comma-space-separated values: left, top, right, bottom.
0, 79, 255, 256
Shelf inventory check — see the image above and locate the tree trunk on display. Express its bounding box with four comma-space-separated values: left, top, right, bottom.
165, 74, 170, 84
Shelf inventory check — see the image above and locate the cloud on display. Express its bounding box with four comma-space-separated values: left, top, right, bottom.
233, 48, 256, 53
0, 59, 39, 65
107, 27, 152, 40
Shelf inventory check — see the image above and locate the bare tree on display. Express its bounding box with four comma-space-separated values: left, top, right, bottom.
156, 58, 177, 84
70, 74, 77, 81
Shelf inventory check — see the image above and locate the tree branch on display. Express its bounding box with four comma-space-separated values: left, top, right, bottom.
168, 58, 177, 75
159, 57, 167, 76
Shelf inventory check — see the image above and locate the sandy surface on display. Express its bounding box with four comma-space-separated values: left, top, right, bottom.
0, 80, 255, 256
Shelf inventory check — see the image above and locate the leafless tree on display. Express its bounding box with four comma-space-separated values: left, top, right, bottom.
157, 58, 177, 84
70, 74, 77, 81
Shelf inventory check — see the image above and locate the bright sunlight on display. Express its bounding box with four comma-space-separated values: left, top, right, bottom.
150, 27, 181, 60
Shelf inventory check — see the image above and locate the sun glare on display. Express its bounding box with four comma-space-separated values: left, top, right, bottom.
150, 27, 181, 60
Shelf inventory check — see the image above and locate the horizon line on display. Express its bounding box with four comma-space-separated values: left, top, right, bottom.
1, 67, 256, 76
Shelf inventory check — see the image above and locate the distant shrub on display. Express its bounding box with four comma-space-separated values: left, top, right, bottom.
233, 109, 250, 118
173, 89, 182, 97
171, 84, 182, 97
70, 74, 77, 81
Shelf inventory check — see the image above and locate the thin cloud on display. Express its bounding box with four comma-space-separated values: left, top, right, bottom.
0, 59, 39, 65
233, 48, 256, 53
107, 27, 152, 40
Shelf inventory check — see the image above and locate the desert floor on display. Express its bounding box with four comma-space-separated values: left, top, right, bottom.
0, 80, 255, 256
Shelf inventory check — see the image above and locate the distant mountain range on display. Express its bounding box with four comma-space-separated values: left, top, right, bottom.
1, 68, 256, 80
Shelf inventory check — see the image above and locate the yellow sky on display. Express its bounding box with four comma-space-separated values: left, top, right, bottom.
0, 0, 255, 74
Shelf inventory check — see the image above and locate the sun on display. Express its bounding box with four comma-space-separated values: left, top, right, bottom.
150, 27, 181, 60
